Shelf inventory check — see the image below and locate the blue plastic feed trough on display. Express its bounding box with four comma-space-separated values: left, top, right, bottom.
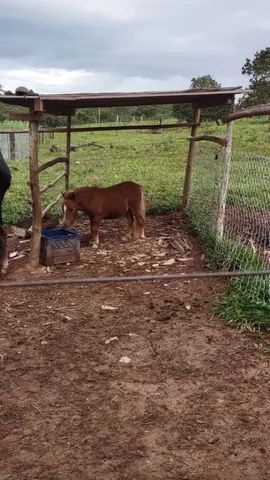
40, 228, 80, 266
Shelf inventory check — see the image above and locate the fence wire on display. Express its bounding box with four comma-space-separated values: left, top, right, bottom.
3, 126, 270, 312
4, 126, 186, 225
0, 133, 29, 160
187, 145, 270, 308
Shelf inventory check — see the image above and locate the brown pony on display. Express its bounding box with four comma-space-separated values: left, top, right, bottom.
61, 181, 145, 248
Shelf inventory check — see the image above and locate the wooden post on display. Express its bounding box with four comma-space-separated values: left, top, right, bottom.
65, 115, 71, 191
216, 104, 235, 241
182, 108, 201, 209
29, 120, 42, 266
9, 132, 15, 160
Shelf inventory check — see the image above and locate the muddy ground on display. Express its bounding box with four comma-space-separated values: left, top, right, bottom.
1, 213, 270, 480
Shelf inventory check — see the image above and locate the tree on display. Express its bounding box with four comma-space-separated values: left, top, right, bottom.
240, 48, 270, 107
190, 75, 220, 90
172, 75, 227, 123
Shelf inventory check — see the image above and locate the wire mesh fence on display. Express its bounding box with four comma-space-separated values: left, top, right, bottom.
2, 123, 270, 326
187, 144, 270, 322
0, 133, 29, 160
4, 126, 189, 224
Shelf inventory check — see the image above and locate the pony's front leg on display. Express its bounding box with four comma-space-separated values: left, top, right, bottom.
90, 216, 101, 249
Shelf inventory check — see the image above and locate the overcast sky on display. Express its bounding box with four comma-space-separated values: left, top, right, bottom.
0, 0, 269, 94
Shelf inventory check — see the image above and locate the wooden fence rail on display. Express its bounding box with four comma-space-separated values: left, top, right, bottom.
40, 171, 66, 195
38, 157, 68, 173
0, 122, 199, 135
42, 193, 62, 218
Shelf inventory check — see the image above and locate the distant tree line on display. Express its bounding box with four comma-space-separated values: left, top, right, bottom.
0, 47, 269, 126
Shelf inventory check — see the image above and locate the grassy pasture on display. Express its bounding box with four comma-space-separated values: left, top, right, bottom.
2, 117, 270, 225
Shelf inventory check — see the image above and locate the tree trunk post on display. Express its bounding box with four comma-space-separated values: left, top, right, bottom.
182, 108, 201, 209
216, 103, 235, 241
65, 115, 71, 191
29, 120, 42, 266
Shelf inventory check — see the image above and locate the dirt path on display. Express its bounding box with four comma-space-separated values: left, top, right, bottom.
1, 213, 270, 480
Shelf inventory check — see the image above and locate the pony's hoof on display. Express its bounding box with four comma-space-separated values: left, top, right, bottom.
137, 236, 146, 243
122, 236, 132, 243
91, 243, 99, 250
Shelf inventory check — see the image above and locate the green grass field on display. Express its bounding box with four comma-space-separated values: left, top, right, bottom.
2, 117, 270, 225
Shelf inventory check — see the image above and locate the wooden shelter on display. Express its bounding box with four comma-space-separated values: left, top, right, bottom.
0, 86, 244, 265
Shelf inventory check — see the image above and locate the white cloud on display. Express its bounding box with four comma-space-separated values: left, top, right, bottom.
0, 68, 94, 93
115, 74, 190, 91
0, 0, 138, 22
0, 0, 269, 93
0, 67, 191, 94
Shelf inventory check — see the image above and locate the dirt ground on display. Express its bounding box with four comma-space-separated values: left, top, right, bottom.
1, 213, 270, 480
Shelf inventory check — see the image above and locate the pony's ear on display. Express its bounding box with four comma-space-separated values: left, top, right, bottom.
62, 191, 75, 200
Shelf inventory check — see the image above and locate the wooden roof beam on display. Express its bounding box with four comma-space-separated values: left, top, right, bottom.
193, 94, 235, 109
34, 97, 75, 116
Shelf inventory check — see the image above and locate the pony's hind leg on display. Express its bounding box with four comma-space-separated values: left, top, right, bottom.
131, 206, 145, 240
135, 213, 145, 240
129, 188, 146, 240
124, 210, 135, 241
